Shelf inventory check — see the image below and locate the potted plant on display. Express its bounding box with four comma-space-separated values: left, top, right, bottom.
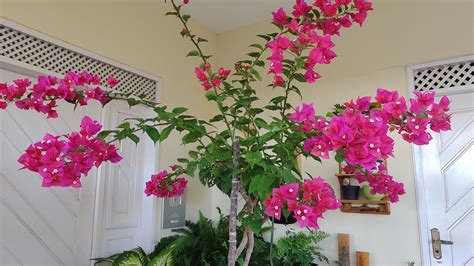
274, 229, 329, 266
361, 184, 384, 201
341, 177, 360, 200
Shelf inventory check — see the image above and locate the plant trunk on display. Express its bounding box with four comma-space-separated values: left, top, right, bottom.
236, 228, 249, 258
228, 140, 241, 266
243, 230, 254, 266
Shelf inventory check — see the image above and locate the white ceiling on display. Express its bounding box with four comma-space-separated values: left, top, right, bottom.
183, 0, 294, 33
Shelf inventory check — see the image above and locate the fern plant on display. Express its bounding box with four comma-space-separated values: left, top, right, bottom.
92, 209, 273, 266
274, 229, 330, 266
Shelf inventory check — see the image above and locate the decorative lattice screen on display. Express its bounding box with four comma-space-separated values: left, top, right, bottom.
0, 25, 158, 101
413, 61, 473, 92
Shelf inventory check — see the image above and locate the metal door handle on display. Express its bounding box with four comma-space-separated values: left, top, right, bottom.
431, 228, 453, 260
438, 240, 453, 245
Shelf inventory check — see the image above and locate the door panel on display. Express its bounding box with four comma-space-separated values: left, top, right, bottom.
92, 102, 156, 257
0, 69, 101, 265
419, 90, 473, 265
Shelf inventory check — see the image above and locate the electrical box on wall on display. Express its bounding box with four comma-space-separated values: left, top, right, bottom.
161, 193, 186, 229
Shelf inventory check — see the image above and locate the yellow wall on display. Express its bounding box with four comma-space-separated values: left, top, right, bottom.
214, 1, 473, 265
0, 0, 218, 238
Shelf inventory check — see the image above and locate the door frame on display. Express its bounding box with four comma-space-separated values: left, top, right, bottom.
1, 17, 162, 263
406, 54, 474, 265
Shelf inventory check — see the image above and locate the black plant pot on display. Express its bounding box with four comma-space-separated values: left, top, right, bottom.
271, 212, 297, 225
341, 185, 360, 200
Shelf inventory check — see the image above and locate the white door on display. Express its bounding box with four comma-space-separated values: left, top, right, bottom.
91, 100, 157, 258
0, 69, 101, 265
416, 88, 473, 265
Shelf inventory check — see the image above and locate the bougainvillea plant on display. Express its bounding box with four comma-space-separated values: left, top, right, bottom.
0, 0, 451, 265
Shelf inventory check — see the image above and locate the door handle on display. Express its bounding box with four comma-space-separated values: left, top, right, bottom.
431, 228, 453, 260
438, 240, 453, 245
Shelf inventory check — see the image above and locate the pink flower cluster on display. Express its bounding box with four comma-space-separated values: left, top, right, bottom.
263, 177, 340, 229
194, 63, 231, 91
293, 89, 451, 169
0, 71, 117, 118
18, 116, 122, 188
353, 164, 405, 202
268, 0, 372, 86
144, 168, 188, 198
290, 89, 451, 202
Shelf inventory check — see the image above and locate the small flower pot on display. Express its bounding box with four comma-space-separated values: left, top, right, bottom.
341, 185, 360, 200
362, 184, 384, 201
271, 212, 297, 225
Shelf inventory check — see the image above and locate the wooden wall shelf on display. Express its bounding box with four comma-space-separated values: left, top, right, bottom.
340, 199, 390, 215
336, 172, 391, 215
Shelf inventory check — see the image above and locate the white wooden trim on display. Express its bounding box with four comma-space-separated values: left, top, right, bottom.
406, 54, 474, 266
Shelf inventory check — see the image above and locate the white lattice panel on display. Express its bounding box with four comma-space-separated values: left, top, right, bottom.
414, 61, 473, 92
0, 25, 157, 101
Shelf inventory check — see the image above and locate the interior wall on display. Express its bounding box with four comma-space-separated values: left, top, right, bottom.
214, 1, 473, 265
0, 0, 218, 240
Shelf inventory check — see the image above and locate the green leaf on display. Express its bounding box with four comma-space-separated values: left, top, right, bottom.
172, 107, 188, 114
293, 73, 306, 82
205, 90, 217, 101
145, 127, 160, 144
127, 98, 139, 107
128, 134, 140, 144
186, 50, 200, 57
160, 125, 173, 142
165, 11, 178, 16
189, 150, 199, 160
335, 151, 345, 163
249, 174, 276, 200
97, 130, 114, 140
182, 132, 199, 144
249, 43, 264, 50
257, 34, 271, 41
247, 52, 260, 58
197, 37, 208, 43
283, 169, 298, 184
244, 151, 262, 168
182, 14, 191, 22
250, 68, 262, 81
112, 251, 141, 266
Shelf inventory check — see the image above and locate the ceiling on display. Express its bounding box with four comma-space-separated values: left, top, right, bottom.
182, 0, 468, 33
183, 0, 293, 33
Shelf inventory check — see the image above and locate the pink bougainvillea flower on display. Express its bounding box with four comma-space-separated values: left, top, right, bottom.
80, 116, 102, 137
218, 67, 231, 78
375, 88, 399, 104
273, 183, 299, 200
292, 0, 312, 17
107, 75, 119, 88
144, 169, 188, 198
263, 195, 283, 220
18, 116, 121, 188
272, 7, 288, 25
289, 103, 315, 123
263, 177, 339, 229
288, 19, 299, 32
1, 72, 113, 118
